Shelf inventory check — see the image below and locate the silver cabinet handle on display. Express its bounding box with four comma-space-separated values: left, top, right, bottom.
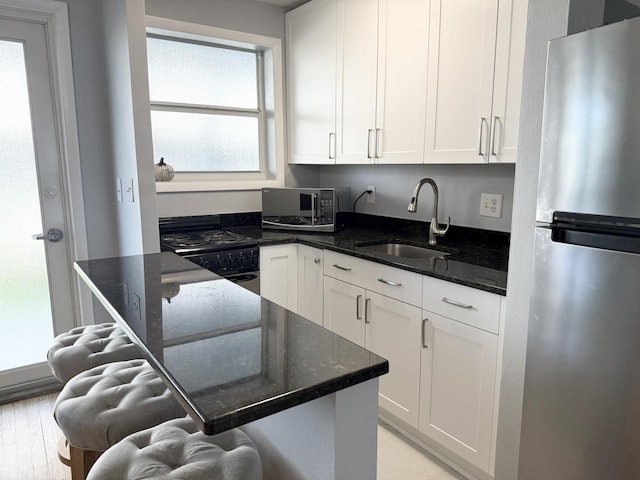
314, 257, 321, 264
422, 318, 429, 348
489, 116, 499, 157
364, 297, 371, 324
333, 264, 351, 271
367, 129, 374, 159
375, 128, 382, 159
377, 278, 402, 287
329, 132, 336, 160
441, 297, 473, 309
32, 227, 64, 242
478, 117, 488, 159
356, 294, 363, 320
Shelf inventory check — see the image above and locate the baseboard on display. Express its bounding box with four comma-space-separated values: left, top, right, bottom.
0, 377, 63, 405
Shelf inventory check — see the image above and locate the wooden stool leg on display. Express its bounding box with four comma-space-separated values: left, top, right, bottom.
69, 445, 102, 480
57, 433, 71, 466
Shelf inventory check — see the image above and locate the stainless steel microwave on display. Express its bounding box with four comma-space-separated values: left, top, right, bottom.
261, 187, 350, 232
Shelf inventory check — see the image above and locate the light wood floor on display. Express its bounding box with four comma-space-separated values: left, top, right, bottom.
0, 392, 70, 480
1, 393, 462, 480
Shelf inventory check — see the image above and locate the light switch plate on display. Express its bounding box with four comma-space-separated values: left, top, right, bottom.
480, 193, 503, 218
126, 178, 135, 203
115, 178, 123, 203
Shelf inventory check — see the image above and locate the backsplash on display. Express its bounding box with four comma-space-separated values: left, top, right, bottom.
290, 163, 515, 232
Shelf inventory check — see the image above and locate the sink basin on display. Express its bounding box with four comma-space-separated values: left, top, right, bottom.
359, 242, 450, 260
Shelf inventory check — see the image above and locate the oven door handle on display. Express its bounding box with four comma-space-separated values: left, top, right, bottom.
261, 220, 335, 229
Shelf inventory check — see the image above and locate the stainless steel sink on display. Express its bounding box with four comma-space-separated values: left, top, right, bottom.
359, 242, 450, 260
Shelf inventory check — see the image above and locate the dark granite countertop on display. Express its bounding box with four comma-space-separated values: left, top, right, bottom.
224, 214, 509, 296
74, 252, 389, 435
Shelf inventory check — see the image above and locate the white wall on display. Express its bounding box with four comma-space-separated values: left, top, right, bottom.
147, 0, 517, 231
314, 164, 515, 232
101, 0, 159, 256
146, 0, 291, 218
64, 0, 119, 259
493, 1, 570, 477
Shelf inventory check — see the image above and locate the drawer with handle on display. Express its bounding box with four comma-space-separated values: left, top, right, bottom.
422, 275, 501, 333
324, 250, 422, 306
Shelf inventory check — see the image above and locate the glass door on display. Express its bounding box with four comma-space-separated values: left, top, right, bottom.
0, 17, 76, 390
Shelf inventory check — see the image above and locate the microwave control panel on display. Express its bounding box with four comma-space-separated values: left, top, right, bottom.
319, 191, 335, 224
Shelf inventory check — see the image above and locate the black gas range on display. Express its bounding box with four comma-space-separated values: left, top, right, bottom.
159, 215, 260, 295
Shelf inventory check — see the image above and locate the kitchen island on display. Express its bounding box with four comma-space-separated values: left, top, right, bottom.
74, 252, 388, 480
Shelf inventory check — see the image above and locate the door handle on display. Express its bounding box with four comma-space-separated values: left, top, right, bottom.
329, 132, 336, 160
422, 318, 429, 348
441, 297, 473, 309
364, 297, 371, 324
377, 277, 402, 287
332, 264, 351, 271
356, 294, 363, 320
478, 117, 489, 161
489, 116, 500, 157
32, 227, 64, 242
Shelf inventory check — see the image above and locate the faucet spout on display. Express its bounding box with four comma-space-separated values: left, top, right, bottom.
407, 178, 450, 245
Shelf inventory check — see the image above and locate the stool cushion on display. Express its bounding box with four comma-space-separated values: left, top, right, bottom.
54, 359, 185, 452
47, 323, 142, 382
86, 417, 262, 480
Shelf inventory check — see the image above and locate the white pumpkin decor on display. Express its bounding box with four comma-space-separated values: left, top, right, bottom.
154, 157, 175, 182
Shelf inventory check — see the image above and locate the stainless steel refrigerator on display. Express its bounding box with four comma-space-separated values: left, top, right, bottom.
519, 18, 640, 480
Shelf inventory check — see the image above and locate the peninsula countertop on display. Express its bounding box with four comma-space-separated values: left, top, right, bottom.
74, 252, 389, 435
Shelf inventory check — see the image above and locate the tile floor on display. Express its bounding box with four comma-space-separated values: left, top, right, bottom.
377, 420, 466, 480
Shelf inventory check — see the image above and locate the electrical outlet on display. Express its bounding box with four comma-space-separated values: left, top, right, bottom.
367, 185, 376, 204
479, 193, 503, 218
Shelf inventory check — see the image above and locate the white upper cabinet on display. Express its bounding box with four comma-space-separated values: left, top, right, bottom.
373, 0, 430, 164
287, 0, 430, 165
424, 0, 527, 164
286, 0, 337, 164
287, 0, 526, 165
337, 0, 430, 164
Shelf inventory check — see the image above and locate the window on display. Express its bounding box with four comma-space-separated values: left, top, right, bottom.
145, 17, 285, 191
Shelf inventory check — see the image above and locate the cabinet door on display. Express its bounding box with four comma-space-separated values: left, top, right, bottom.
335, 0, 378, 164
419, 310, 498, 471
488, 0, 527, 163
323, 276, 365, 346
286, 0, 337, 164
260, 245, 298, 311
366, 291, 422, 426
297, 245, 324, 326
375, 0, 430, 164
424, 0, 500, 164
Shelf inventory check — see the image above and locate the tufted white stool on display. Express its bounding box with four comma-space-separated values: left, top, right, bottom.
54, 359, 186, 480
86, 416, 263, 480
47, 322, 142, 383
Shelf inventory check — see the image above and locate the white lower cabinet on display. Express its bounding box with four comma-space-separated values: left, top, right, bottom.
271, 245, 503, 476
366, 290, 422, 425
259, 244, 298, 312
323, 256, 422, 426
297, 245, 324, 326
419, 275, 501, 474
419, 310, 498, 472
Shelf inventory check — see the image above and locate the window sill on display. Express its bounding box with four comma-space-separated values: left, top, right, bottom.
155, 178, 283, 193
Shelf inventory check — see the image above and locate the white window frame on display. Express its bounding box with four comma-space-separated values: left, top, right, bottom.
146, 16, 286, 192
